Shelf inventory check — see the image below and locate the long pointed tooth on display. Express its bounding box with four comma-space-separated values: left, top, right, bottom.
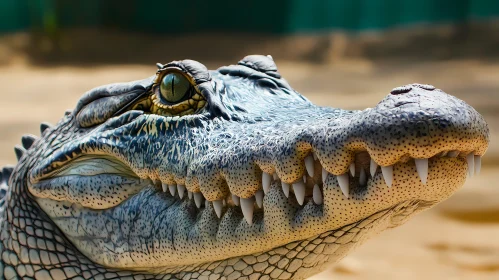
292, 180, 306, 205
474, 155, 481, 175
262, 172, 272, 194
213, 200, 223, 218
282, 182, 290, 198
313, 184, 323, 204
188, 191, 193, 200
303, 175, 307, 183
467, 152, 475, 177
414, 158, 428, 185
205, 200, 209, 208
439, 151, 448, 157
349, 163, 355, 177
232, 194, 240, 206
240, 197, 255, 225
305, 155, 315, 177
322, 167, 328, 183
337, 173, 350, 198
273, 173, 278, 180
194, 192, 204, 208
168, 185, 176, 196
313, 152, 318, 161
255, 190, 264, 208
448, 150, 459, 158
370, 159, 378, 177
177, 185, 186, 199
381, 165, 393, 187
161, 183, 168, 193
359, 167, 367, 186
223, 199, 226, 207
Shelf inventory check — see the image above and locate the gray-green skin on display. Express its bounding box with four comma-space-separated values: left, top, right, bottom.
0, 55, 489, 279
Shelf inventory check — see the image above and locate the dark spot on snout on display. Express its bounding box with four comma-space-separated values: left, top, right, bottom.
391, 83, 436, 95
390, 85, 412, 95
414, 83, 436, 91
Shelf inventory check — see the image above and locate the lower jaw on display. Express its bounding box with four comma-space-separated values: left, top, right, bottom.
283, 199, 435, 280
262, 157, 466, 246
143, 199, 433, 278
63, 157, 466, 270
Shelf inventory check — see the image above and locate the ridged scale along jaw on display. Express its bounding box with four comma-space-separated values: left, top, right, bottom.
23, 55, 488, 276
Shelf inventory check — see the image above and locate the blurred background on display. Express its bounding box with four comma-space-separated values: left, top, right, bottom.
0, 1, 498, 279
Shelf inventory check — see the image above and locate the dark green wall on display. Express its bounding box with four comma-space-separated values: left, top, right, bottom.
0, 0, 29, 33
1, 0, 498, 34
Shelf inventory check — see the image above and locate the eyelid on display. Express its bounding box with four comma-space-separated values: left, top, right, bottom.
153, 67, 198, 88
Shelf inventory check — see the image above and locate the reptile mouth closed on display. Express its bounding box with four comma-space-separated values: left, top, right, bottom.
153, 147, 481, 226
29, 93, 486, 224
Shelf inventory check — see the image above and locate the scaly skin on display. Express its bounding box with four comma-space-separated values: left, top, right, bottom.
0, 55, 489, 279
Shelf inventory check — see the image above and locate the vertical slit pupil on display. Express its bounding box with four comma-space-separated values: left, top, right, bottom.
160, 72, 190, 103
171, 76, 175, 99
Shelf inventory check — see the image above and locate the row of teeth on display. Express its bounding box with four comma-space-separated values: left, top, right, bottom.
159, 150, 481, 225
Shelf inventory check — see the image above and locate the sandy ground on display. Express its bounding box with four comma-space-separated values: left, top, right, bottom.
0, 58, 498, 279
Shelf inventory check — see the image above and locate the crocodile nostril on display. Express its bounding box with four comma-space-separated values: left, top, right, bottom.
390, 85, 412, 95
390, 83, 436, 95
413, 83, 436, 91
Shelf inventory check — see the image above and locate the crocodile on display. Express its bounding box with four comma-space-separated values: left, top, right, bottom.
0, 55, 489, 279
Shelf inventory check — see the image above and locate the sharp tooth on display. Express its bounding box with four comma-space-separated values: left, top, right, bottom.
205, 200, 209, 208
370, 159, 378, 177
305, 155, 315, 177
322, 167, 328, 183
448, 150, 459, 158
223, 199, 227, 207
439, 151, 448, 157
232, 194, 240, 206
337, 173, 350, 198
162, 183, 168, 192
466, 152, 474, 177
177, 185, 186, 199
255, 190, 264, 208
292, 180, 306, 205
168, 185, 176, 196
240, 197, 255, 225
188, 191, 193, 200
213, 200, 223, 218
474, 155, 481, 175
273, 173, 278, 180
313, 184, 323, 204
282, 182, 290, 198
313, 152, 318, 161
414, 158, 428, 185
303, 175, 307, 183
349, 163, 355, 177
194, 192, 204, 208
381, 165, 393, 187
359, 167, 367, 186
262, 172, 272, 194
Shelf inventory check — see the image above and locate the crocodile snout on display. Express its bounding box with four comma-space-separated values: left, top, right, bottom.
362, 83, 489, 166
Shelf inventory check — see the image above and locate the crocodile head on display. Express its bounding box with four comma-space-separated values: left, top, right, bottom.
5, 55, 488, 279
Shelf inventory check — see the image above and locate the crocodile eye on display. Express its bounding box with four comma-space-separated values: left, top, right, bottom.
160, 73, 190, 103
130, 67, 207, 117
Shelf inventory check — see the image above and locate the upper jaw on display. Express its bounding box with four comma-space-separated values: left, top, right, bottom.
29, 84, 489, 211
